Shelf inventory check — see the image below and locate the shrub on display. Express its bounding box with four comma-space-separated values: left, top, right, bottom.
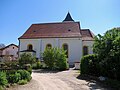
42, 48, 55, 69
0, 85, 3, 90
19, 53, 36, 66
80, 54, 100, 76
55, 49, 69, 70
18, 80, 27, 85
42, 47, 68, 70
4, 61, 19, 69
17, 70, 32, 81
7, 72, 21, 83
23, 64, 32, 74
32, 61, 41, 69
0, 72, 8, 87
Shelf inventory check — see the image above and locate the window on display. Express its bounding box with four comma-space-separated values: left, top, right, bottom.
83, 46, 88, 56
46, 44, 52, 49
13, 47, 14, 49
27, 44, 33, 50
62, 43, 68, 58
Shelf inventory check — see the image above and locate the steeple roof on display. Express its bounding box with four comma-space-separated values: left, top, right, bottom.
63, 12, 74, 22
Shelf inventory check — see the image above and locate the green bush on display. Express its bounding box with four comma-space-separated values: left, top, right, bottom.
23, 64, 32, 74
42, 48, 55, 69
18, 80, 27, 85
3, 61, 19, 70
0, 72, 8, 87
80, 55, 89, 75
0, 85, 3, 90
80, 54, 100, 76
55, 49, 69, 70
42, 47, 68, 70
7, 72, 21, 83
19, 53, 36, 66
17, 70, 32, 81
32, 61, 41, 69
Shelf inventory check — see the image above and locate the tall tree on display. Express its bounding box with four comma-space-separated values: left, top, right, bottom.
93, 28, 120, 79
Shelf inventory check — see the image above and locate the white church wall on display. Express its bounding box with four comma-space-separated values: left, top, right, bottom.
19, 39, 40, 58
41, 38, 56, 51
59, 38, 82, 65
19, 38, 94, 65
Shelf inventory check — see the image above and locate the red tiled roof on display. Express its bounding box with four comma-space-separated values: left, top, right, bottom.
19, 22, 94, 40
19, 22, 82, 39
81, 29, 95, 41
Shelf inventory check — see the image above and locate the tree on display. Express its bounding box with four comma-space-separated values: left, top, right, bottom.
93, 28, 120, 59
42, 47, 68, 70
93, 28, 120, 79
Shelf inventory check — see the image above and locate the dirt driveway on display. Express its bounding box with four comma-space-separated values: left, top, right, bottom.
8, 68, 108, 90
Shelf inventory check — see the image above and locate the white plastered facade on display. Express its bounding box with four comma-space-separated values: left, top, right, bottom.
19, 38, 93, 65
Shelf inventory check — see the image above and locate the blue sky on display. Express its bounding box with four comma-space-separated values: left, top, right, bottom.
0, 0, 120, 45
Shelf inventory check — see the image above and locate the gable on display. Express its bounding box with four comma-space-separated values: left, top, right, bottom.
81, 29, 95, 41
0, 44, 18, 51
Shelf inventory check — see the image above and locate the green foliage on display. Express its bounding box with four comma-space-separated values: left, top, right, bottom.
0, 72, 8, 86
42, 48, 55, 69
23, 64, 32, 74
19, 53, 36, 66
32, 61, 41, 69
80, 54, 100, 76
0, 85, 3, 90
7, 72, 21, 83
0, 53, 33, 87
17, 70, 32, 81
93, 28, 120, 80
18, 80, 27, 85
55, 48, 69, 70
2, 60, 19, 70
42, 47, 68, 70
93, 28, 120, 59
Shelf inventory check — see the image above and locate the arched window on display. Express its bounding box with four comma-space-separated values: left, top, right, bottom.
46, 44, 52, 49
27, 44, 33, 50
62, 43, 68, 58
83, 46, 88, 56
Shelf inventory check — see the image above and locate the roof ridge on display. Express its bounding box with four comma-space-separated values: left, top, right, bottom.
32, 21, 79, 25
81, 29, 90, 30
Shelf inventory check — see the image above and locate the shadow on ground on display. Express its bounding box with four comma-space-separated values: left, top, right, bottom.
77, 74, 112, 90
32, 69, 61, 73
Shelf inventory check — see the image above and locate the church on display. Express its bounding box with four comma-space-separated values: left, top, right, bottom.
18, 12, 94, 65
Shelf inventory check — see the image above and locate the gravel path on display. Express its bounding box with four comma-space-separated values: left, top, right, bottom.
7, 68, 108, 90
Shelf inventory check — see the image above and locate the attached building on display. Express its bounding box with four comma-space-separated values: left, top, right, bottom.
0, 44, 18, 61
18, 12, 94, 65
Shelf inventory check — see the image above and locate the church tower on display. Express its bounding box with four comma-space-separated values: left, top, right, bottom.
63, 12, 74, 22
